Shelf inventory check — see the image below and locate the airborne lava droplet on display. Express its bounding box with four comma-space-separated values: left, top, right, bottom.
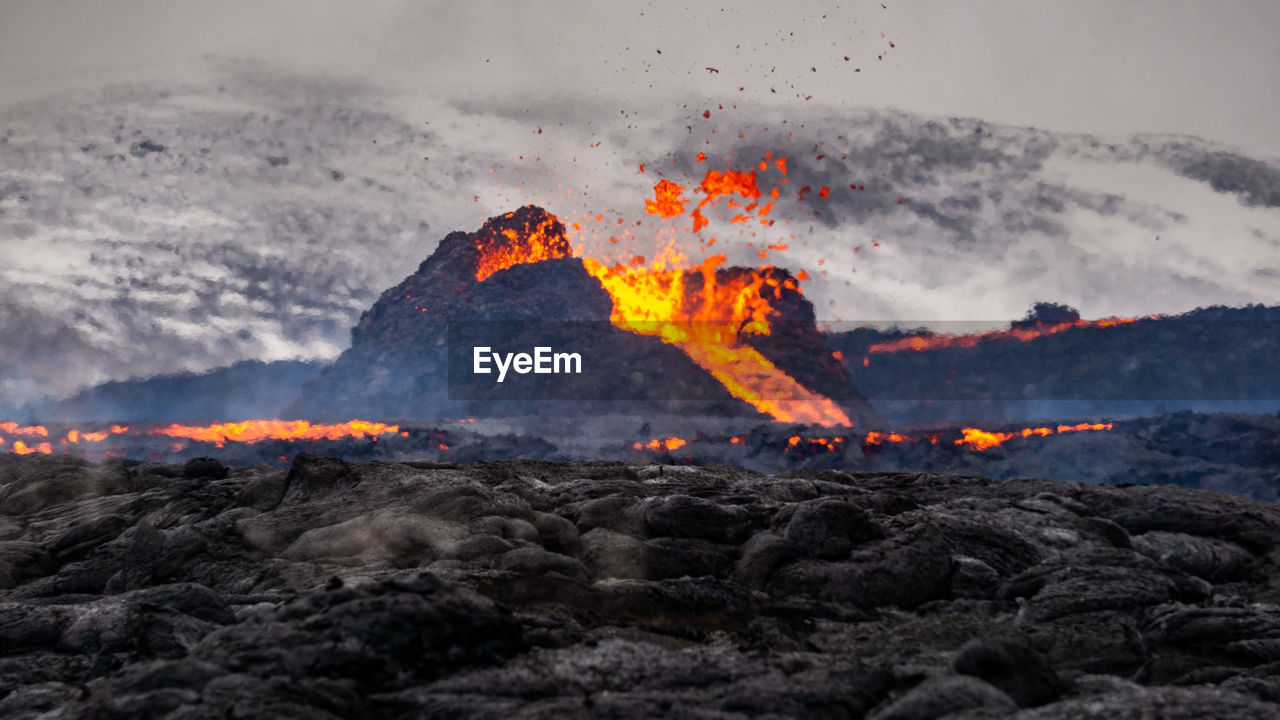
644, 179, 687, 219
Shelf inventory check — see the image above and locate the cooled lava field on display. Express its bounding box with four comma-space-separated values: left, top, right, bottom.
4, 453, 1280, 718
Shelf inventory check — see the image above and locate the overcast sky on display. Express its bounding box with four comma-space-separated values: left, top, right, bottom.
3, 0, 1279, 156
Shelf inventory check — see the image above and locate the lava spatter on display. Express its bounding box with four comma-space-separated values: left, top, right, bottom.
473, 209, 572, 281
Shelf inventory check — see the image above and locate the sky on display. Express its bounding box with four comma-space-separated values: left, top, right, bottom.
2, 0, 1279, 157
1, 0, 1279, 403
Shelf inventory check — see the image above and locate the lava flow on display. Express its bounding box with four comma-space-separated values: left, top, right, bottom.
472, 153, 851, 427
864, 421, 1114, 452
632, 436, 688, 451
628, 420, 1114, 457
866, 317, 1154, 356
584, 251, 852, 426
148, 420, 400, 448
1, 420, 401, 455
951, 422, 1114, 451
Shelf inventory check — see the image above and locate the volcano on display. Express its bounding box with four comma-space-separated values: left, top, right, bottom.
290, 206, 878, 426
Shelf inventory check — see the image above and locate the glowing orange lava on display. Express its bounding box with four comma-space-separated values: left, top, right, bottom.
632, 436, 689, 451
953, 428, 1016, 452
952, 422, 1113, 451
584, 252, 852, 427
11, 440, 53, 455
473, 210, 572, 281
867, 317, 1154, 355
148, 420, 401, 448
689, 168, 773, 232
864, 431, 915, 445
645, 179, 687, 219
784, 436, 845, 452
0, 422, 48, 438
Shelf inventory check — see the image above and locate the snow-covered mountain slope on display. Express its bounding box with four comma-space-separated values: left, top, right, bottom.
2, 66, 1277, 405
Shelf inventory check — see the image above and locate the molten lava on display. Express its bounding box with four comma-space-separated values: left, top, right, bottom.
583, 252, 852, 427
11, 440, 53, 455
864, 431, 915, 445
632, 436, 689, 451
0, 422, 48, 438
953, 428, 1016, 452
866, 317, 1153, 355
645, 179, 687, 219
953, 422, 1113, 451
473, 210, 572, 281
861, 422, 1113, 452
688, 168, 777, 232
148, 420, 400, 448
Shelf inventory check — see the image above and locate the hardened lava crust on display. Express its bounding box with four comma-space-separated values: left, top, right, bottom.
2, 454, 1280, 718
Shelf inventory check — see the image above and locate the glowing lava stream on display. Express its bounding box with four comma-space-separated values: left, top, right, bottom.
863, 422, 1114, 451
866, 317, 1157, 355
630, 421, 1114, 455
149, 420, 400, 448
0, 420, 403, 454
951, 422, 1113, 451
583, 252, 852, 427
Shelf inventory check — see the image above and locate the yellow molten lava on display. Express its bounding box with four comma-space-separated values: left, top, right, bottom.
149, 419, 400, 448
583, 251, 851, 427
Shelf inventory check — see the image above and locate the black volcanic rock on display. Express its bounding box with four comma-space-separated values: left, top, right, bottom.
291, 205, 878, 425
3, 455, 1280, 716
954, 637, 1065, 707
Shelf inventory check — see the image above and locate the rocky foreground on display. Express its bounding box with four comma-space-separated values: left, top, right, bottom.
3, 455, 1280, 718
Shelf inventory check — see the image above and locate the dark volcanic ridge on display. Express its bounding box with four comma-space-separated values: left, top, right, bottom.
832, 303, 1280, 425
3, 455, 1280, 718
289, 204, 879, 426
